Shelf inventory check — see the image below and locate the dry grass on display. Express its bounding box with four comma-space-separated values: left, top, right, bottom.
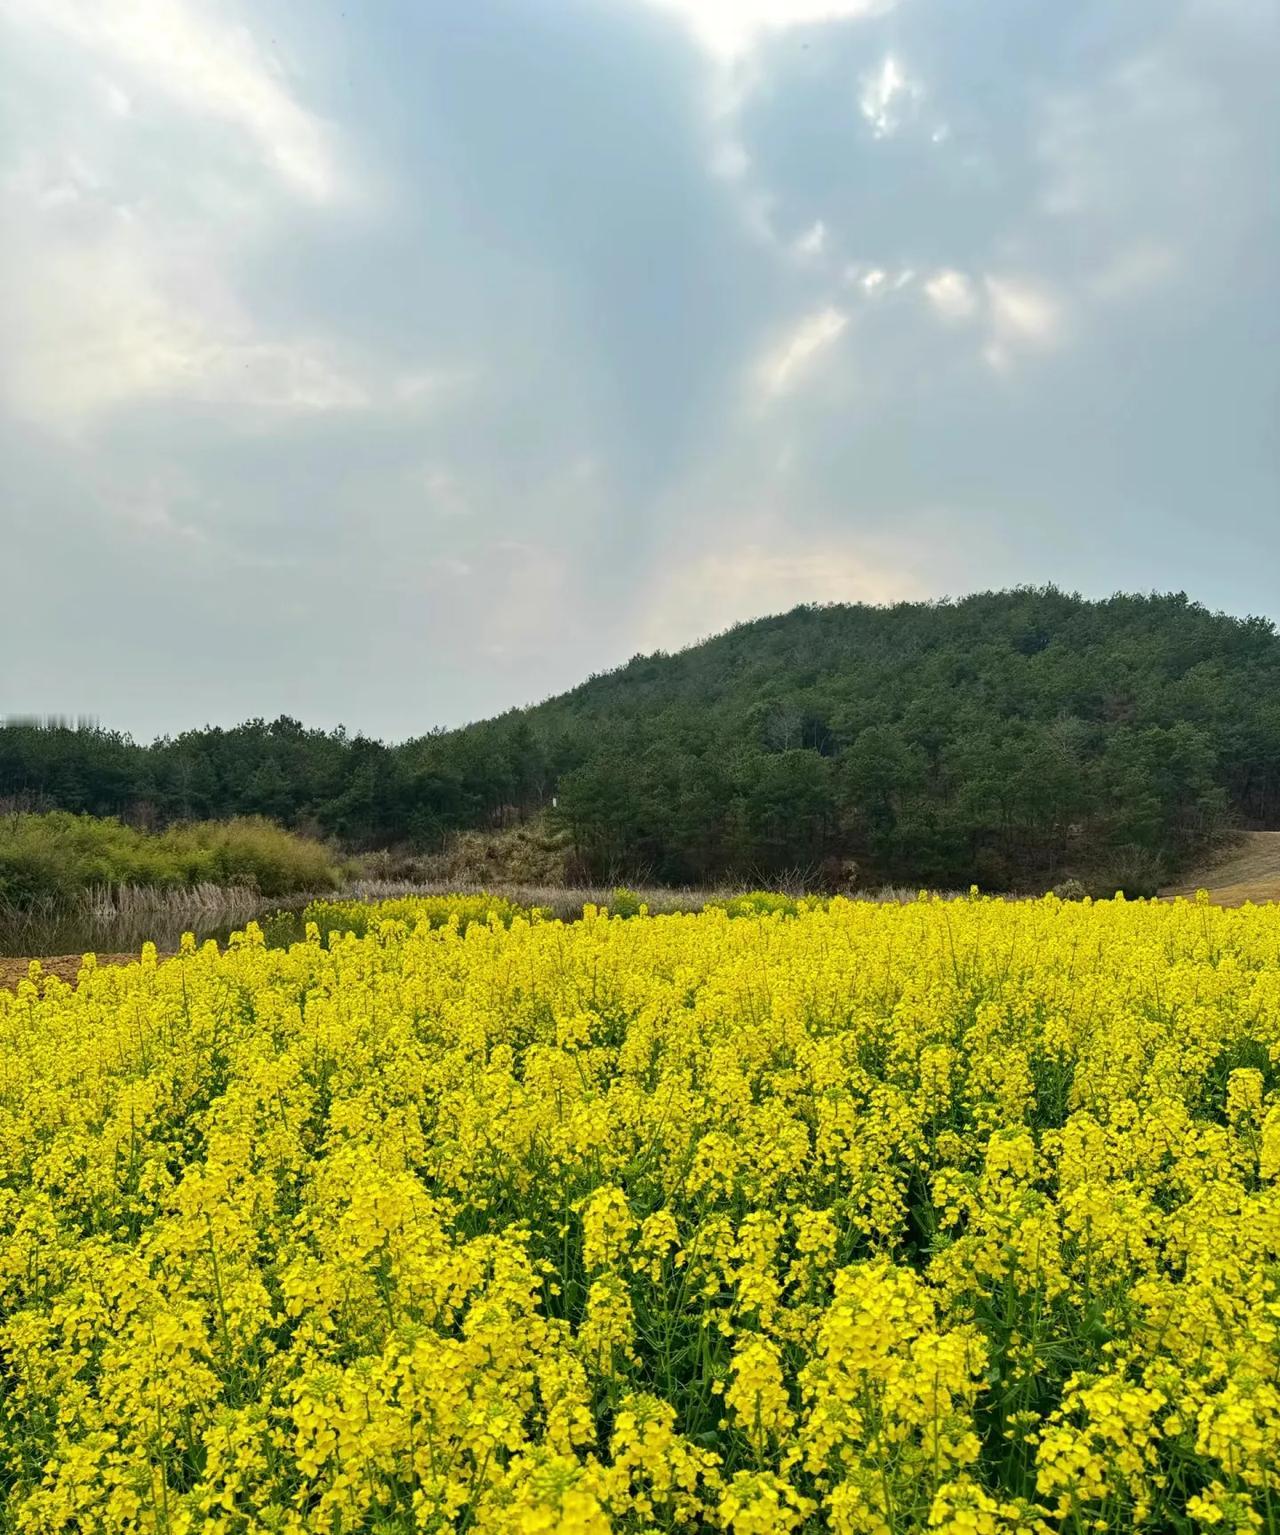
0, 881, 325, 959
347, 879, 733, 920
344, 878, 935, 921
354, 818, 573, 887
1161, 830, 1280, 906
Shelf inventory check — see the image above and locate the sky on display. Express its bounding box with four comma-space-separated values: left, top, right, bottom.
1, 0, 1277, 741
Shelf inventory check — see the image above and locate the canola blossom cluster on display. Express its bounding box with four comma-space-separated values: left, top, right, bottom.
1, 893, 1279, 1533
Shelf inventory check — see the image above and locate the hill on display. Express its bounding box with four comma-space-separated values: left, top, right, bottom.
479, 588, 1279, 892
4, 588, 1279, 892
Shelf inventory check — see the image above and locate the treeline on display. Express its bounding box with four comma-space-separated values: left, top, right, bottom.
4, 589, 1279, 892
0, 716, 549, 851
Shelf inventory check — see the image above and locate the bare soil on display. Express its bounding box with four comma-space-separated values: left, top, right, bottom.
0, 952, 160, 992
1161, 831, 1280, 906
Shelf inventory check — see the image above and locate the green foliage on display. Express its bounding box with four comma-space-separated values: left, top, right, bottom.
541, 589, 1274, 889
608, 886, 645, 918
3, 588, 1277, 890
259, 908, 306, 949
0, 811, 340, 908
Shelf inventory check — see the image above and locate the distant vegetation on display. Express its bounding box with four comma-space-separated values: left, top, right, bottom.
0, 812, 340, 909
4, 588, 1279, 893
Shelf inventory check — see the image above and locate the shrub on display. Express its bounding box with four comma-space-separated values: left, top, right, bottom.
609, 887, 645, 919
0, 811, 340, 909
1088, 844, 1165, 900
259, 908, 305, 949
165, 817, 342, 897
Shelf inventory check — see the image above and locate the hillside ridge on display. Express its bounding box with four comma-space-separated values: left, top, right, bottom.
4, 587, 1279, 894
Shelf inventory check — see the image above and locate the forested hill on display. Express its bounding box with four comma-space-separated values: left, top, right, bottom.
4, 589, 1279, 892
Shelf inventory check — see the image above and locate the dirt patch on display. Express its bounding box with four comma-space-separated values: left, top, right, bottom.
1162, 831, 1280, 906
0, 952, 158, 992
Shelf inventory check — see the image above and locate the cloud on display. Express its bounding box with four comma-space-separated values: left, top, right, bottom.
919, 269, 1064, 369
756, 306, 849, 399
0, 193, 448, 424
0, 0, 446, 428
844, 264, 914, 297
709, 136, 751, 181
0, 223, 369, 420
640, 0, 892, 61
848, 265, 886, 292
1087, 243, 1178, 301
983, 275, 1064, 367
3, 0, 342, 201
923, 268, 978, 320
920, 269, 1064, 366
858, 53, 922, 138
117, 476, 212, 547
792, 219, 828, 260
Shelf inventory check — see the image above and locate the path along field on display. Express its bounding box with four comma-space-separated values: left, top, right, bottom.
1161, 830, 1280, 907
1, 895, 1279, 1533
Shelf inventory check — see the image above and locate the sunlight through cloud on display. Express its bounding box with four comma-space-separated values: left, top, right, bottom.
756, 307, 849, 400
640, 0, 892, 60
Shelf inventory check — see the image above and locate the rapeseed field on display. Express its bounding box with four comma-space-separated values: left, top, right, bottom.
1, 893, 1278, 1533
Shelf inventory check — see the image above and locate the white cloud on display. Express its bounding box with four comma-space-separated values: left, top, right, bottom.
0, 187, 458, 424
859, 54, 921, 138
640, 0, 892, 61
917, 270, 1064, 363
394, 371, 464, 407
845, 264, 917, 297
0, 199, 376, 422
427, 556, 473, 581
792, 219, 828, 260
986, 277, 1061, 344
756, 306, 849, 399
0, 0, 449, 428
709, 137, 751, 181
982, 275, 1064, 370
103, 81, 133, 119
119, 477, 211, 546
422, 468, 474, 520
702, 61, 787, 248
1088, 243, 1177, 301
4, 0, 342, 201
923, 268, 978, 321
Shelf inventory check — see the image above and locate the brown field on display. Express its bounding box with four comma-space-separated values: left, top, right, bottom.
1160, 830, 1280, 906
0, 952, 158, 991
